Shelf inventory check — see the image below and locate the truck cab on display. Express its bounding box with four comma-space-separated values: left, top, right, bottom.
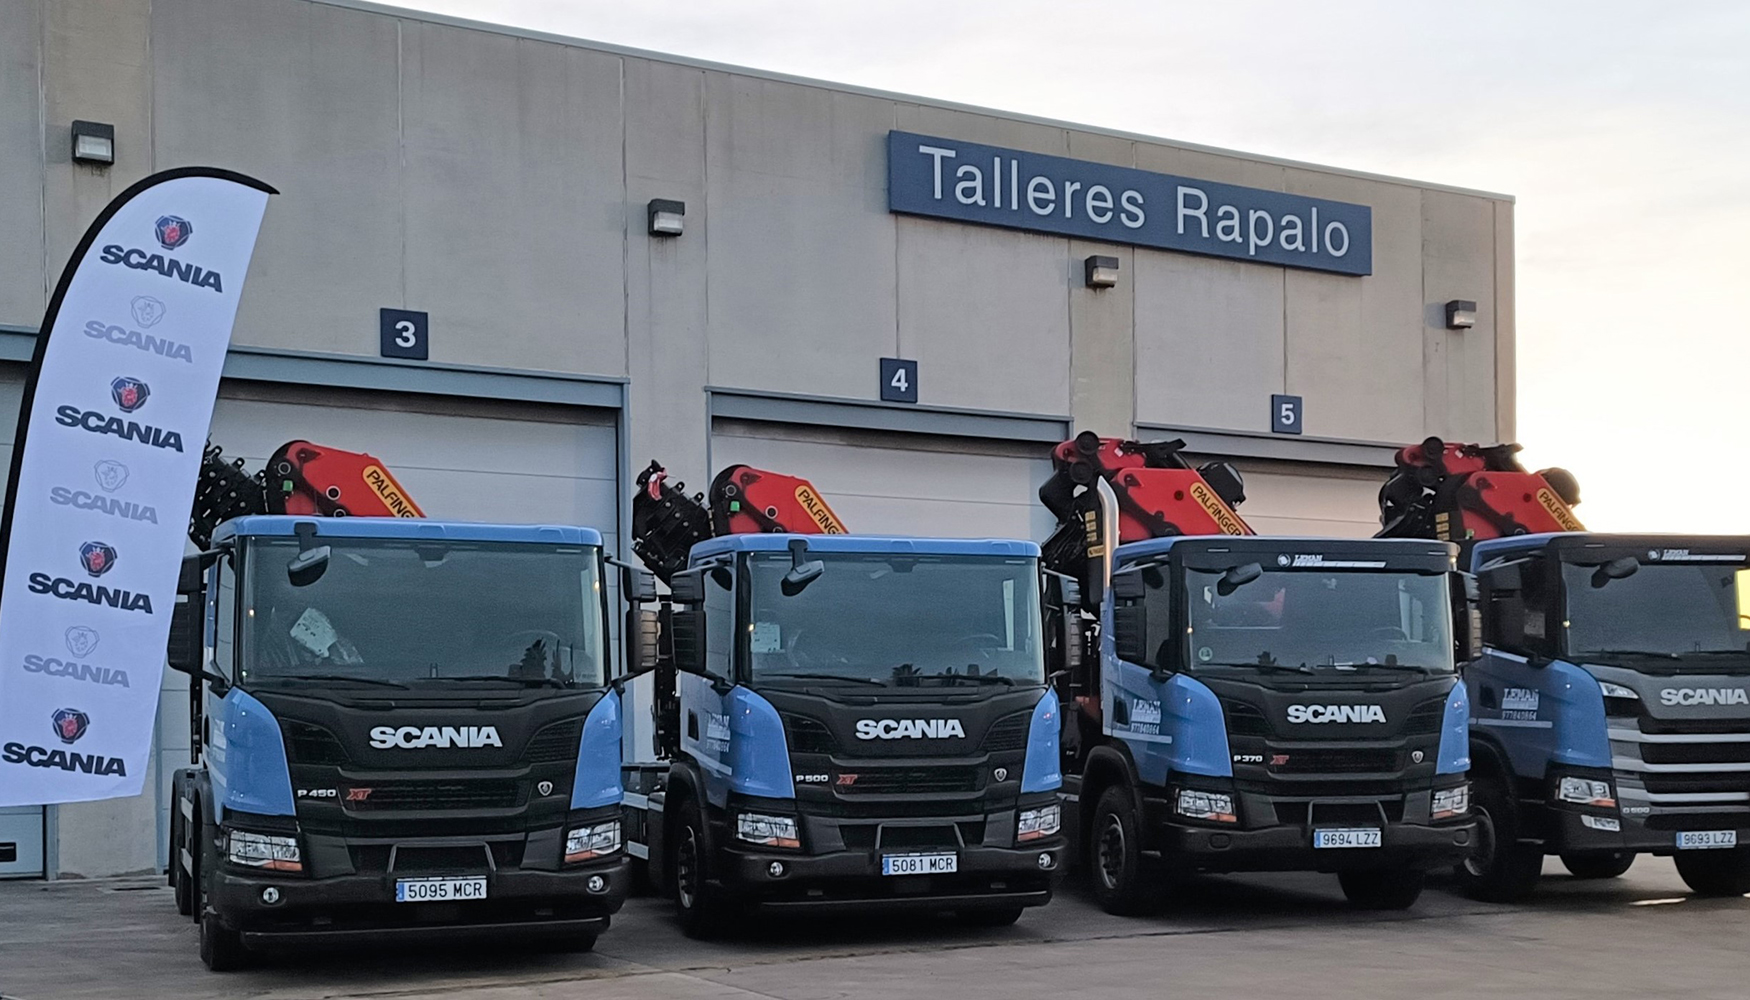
166, 516, 628, 969
623, 534, 1066, 936
1461, 532, 1750, 899
1061, 535, 1477, 912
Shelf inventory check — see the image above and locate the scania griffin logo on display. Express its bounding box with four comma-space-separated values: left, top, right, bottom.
1661, 688, 1750, 707
155, 215, 192, 250
65, 625, 100, 657
368, 725, 503, 749
1286, 704, 1387, 724
110, 376, 150, 413
854, 718, 967, 740
94, 459, 129, 492
51, 708, 90, 745
78, 541, 118, 577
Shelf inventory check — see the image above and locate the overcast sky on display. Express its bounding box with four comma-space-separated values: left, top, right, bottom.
408, 0, 1750, 533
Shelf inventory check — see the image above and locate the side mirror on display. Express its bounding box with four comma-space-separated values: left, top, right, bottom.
1481, 561, 1522, 593
626, 567, 657, 604
1217, 562, 1263, 597
1059, 576, 1082, 609
669, 606, 706, 676
1113, 601, 1148, 666
1591, 556, 1640, 588
670, 568, 706, 605
1452, 571, 1482, 663
287, 545, 331, 587
1111, 568, 1147, 601
625, 606, 661, 674
781, 539, 825, 597
167, 595, 203, 677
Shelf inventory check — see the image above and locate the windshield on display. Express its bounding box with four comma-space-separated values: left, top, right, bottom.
1183, 568, 1454, 675
239, 538, 607, 690
1563, 560, 1750, 663
745, 553, 1045, 687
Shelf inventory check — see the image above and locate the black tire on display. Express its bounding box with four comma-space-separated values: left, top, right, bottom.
1453, 770, 1542, 903
672, 798, 728, 939
1561, 851, 1635, 880
199, 910, 250, 972
1088, 785, 1154, 916
1338, 867, 1426, 910
958, 906, 1024, 927
1674, 847, 1750, 897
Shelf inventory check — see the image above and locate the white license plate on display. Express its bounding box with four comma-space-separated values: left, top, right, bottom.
1313, 828, 1382, 849
1676, 830, 1738, 851
394, 876, 488, 902
881, 853, 958, 876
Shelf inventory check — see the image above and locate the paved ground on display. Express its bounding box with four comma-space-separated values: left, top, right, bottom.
2, 858, 1746, 1000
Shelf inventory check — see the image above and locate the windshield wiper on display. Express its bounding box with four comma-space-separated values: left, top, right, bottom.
761, 672, 887, 686
440, 675, 568, 688
265, 674, 411, 689
1203, 661, 1314, 675
1673, 650, 1750, 658
1586, 649, 1683, 661
929, 673, 1016, 686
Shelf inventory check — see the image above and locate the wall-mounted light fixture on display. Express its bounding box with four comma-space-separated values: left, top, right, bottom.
70, 120, 115, 166
647, 199, 685, 237
1084, 255, 1120, 289
1444, 299, 1477, 330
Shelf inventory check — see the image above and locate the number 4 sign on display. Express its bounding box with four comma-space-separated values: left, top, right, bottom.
880, 358, 919, 404
380, 308, 429, 360
1271, 394, 1303, 435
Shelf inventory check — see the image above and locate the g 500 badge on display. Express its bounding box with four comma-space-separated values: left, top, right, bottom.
363, 465, 423, 518
795, 485, 847, 534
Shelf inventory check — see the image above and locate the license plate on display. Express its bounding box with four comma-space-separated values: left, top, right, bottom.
1313, 828, 1382, 849
394, 876, 488, 902
881, 853, 957, 876
1676, 830, 1738, 851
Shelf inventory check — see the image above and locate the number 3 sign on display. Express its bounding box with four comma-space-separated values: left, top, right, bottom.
380, 308, 429, 360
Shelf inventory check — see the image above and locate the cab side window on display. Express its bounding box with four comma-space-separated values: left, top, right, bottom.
1483, 554, 1551, 657
211, 555, 236, 681
704, 564, 734, 682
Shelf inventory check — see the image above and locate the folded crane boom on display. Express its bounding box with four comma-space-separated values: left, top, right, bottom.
630, 459, 847, 583
1375, 436, 1582, 546
189, 439, 423, 548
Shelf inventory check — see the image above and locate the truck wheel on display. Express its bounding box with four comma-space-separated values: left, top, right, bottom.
1338, 867, 1425, 909
1561, 851, 1635, 880
199, 910, 250, 971
958, 906, 1024, 927
672, 799, 727, 939
1674, 847, 1750, 897
1453, 772, 1542, 903
1088, 785, 1154, 916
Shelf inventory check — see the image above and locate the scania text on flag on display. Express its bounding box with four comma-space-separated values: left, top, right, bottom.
0, 169, 274, 806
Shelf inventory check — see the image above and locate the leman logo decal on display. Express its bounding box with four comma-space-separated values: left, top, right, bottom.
1660, 688, 1750, 707
855, 718, 967, 740
93, 460, 130, 492
78, 542, 118, 577
51, 708, 90, 745
54, 405, 184, 453
1286, 704, 1387, 724
85, 319, 192, 364
368, 725, 504, 749
65, 626, 100, 658
110, 376, 150, 413
130, 295, 166, 328
155, 215, 193, 250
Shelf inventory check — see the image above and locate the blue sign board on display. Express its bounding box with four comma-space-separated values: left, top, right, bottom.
880, 358, 919, 404
1271, 394, 1303, 435
380, 308, 428, 360
887, 131, 1372, 276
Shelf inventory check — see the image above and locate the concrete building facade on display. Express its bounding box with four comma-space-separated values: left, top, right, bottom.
0, 0, 1514, 877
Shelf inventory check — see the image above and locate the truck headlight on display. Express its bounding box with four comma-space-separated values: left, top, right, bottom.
1175, 789, 1237, 823
1017, 804, 1061, 842
565, 820, 622, 863
1598, 682, 1638, 700
226, 830, 302, 872
736, 812, 801, 849
1556, 776, 1616, 809
1431, 784, 1470, 820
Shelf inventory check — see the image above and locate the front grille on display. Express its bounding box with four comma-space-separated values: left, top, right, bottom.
1641, 742, 1750, 765
350, 840, 525, 872
1269, 747, 1400, 774
1641, 773, 1750, 796
783, 714, 838, 755
523, 719, 583, 763
1639, 717, 1750, 736
1272, 798, 1405, 826
281, 720, 349, 767
839, 767, 980, 795
981, 712, 1032, 752
347, 780, 524, 811
1402, 699, 1447, 736
1223, 700, 1270, 738
1646, 810, 1750, 831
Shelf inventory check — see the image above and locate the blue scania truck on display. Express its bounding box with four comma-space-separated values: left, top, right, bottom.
1458, 533, 1750, 899
620, 533, 1068, 936
165, 516, 628, 970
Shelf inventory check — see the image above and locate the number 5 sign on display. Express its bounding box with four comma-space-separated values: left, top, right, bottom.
880, 358, 919, 404
380, 308, 429, 360
1271, 394, 1302, 435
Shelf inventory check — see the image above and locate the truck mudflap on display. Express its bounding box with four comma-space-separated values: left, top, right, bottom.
209, 856, 629, 943
714, 839, 1067, 913
1150, 817, 1475, 874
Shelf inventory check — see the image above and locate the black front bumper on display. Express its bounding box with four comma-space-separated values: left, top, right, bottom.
211, 856, 629, 946
717, 838, 1067, 913
1153, 818, 1475, 874
1546, 806, 1750, 857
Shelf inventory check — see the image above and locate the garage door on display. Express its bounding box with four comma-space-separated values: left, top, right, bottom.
710, 420, 1057, 542
1219, 458, 1384, 538
156, 381, 622, 862
0, 365, 45, 878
